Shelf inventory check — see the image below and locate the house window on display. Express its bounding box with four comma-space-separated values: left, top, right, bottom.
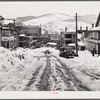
2, 30, 11, 36
2, 41, 9, 48
66, 34, 72, 38
98, 32, 100, 40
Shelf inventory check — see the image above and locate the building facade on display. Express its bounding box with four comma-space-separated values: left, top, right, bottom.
1, 27, 16, 48
0, 15, 4, 46
21, 25, 41, 36
63, 31, 75, 44
62, 27, 75, 45
85, 13, 100, 54
16, 25, 42, 48
7, 23, 20, 48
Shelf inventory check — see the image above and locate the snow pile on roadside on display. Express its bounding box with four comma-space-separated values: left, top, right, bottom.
59, 50, 100, 90
0, 47, 46, 91
1, 46, 100, 91
69, 50, 100, 74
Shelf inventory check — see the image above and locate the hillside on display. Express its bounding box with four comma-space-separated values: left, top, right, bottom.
21, 13, 97, 40
23, 13, 74, 25
17, 16, 36, 22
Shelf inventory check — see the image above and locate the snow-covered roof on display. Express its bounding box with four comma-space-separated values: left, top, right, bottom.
2, 27, 10, 30
47, 42, 57, 46
88, 27, 100, 31
30, 40, 37, 44
68, 42, 85, 46
78, 42, 85, 46
68, 43, 75, 46
78, 34, 82, 39
19, 34, 26, 37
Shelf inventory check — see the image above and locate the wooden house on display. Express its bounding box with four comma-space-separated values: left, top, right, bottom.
15, 25, 43, 48
62, 27, 75, 45
1, 26, 16, 48
1, 23, 20, 48
21, 25, 41, 36
85, 13, 100, 54
0, 15, 4, 46
7, 23, 20, 48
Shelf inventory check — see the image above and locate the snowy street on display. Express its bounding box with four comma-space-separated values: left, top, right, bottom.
23, 54, 88, 91
0, 47, 100, 91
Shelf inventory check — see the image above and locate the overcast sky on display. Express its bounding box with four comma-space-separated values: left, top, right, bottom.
0, 1, 100, 18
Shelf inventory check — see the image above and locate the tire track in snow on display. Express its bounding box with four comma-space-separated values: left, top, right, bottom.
49, 63, 74, 91
23, 52, 92, 91
23, 57, 46, 91
23, 65, 42, 91
50, 57, 77, 91
38, 55, 51, 91
77, 68, 100, 80
51, 55, 91, 91
55, 63, 78, 91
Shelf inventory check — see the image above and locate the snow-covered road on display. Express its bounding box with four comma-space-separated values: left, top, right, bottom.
22, 53, 91, 91
0, 47, 100, 91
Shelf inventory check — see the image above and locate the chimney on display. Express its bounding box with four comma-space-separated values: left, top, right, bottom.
86, 26, 88, 30
80, 26, 82, 30
92, 24, 94, 28
65, 27, 67, 32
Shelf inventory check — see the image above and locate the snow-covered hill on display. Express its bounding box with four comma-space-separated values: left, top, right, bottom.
17, 16, 37, 22
23, 13, 74, 25
22, 13, 97, 39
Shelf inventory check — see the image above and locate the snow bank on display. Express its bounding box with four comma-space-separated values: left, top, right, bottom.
59, 50, 100, 90
0, 47, 46, 91
0, 46, 100, 91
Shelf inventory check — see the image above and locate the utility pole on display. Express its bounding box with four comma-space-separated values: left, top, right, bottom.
75, 13, 78, 54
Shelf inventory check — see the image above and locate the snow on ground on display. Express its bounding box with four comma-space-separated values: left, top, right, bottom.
23, 13, 73, 26
0, 47, 47, 91
0, 47, 60, 91
0, 46, 100, 91
59, 50, 100, 90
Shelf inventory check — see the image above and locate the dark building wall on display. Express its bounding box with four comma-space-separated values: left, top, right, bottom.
0, 20, 4, 26
14, 33, 19, 47
0, 29, 1, 46
86, 31, 100, 54
22, 26, 41, 36
63, 32, 75, 45
85, 13, 100, 54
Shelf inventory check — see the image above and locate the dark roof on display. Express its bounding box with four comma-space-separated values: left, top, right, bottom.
95, 12, 100, 27
0, 15, 4, 20
7, 23, 20, 34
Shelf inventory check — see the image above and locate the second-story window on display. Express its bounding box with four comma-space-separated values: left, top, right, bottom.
2, 30, 11, 36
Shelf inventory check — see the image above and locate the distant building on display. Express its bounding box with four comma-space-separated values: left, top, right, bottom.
1, 26, 16, 48
85, 13, 100, 54
0, 27, 2, 47
62, 27, 75, 45
15, 25, 42, 48
7, 23, 20, 48
0, 15, 4, 46
21, 25, 41, 36
19, 34, 38, 48
68, 42, 86, 51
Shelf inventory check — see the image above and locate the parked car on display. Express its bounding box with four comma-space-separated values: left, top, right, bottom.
59, 45, 78, 58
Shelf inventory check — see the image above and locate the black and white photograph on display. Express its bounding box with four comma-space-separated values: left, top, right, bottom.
0, 1, 100, 94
